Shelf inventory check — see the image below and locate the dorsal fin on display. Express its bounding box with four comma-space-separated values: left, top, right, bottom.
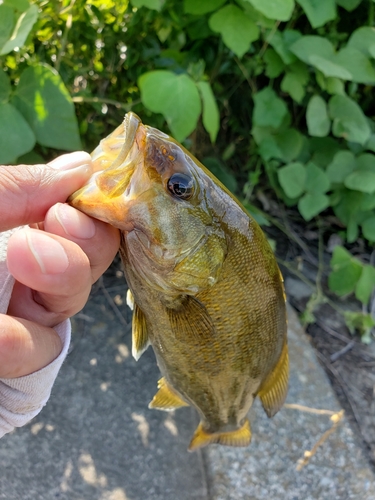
149, 377, 189, 411
131, 303, 150, 361
167, 296, 215, 343
188, 420, 251, 452
257, 340, 289, 418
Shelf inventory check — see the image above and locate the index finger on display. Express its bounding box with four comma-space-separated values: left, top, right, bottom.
0, 152, 92, 232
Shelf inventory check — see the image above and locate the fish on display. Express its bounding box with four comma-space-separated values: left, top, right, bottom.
69, 112, 288, 451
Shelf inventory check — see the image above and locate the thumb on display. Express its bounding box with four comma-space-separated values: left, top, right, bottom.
0, 152, 92, 232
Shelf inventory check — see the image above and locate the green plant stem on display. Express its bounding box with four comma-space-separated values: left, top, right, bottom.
258, 21, 280, 59
234, 57, 257, 94
72, 96, 140, 111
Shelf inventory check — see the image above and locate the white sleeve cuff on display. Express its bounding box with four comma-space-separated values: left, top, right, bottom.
0, 319, 71, 437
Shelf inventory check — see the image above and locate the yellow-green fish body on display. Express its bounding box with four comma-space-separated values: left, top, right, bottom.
69, 112, 288, 451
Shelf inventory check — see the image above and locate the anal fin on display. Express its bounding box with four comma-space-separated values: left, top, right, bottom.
126, 289, 134, 311
132, 303, 150, 361
257, 340, 289, 418
149, 377, 189, 411
188, 419, 251, 452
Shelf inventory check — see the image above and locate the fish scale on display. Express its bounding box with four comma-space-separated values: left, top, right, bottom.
69, 112, 288, 451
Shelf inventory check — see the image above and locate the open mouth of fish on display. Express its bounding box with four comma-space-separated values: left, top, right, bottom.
68, 112, 147, 232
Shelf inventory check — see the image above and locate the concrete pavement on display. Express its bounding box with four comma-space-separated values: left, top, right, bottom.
0, 267, 374, 499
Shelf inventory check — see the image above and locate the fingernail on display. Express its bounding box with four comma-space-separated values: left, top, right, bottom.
48, 152, 92, 171
54, 203, 96, 239
26, 229, 69, 275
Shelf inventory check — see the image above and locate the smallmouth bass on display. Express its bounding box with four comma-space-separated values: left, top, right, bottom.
69, 112, 288, 451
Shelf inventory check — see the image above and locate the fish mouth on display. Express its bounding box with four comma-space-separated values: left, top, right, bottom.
68, 112, 145, 231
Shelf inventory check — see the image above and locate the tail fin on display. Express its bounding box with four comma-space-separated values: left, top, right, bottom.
188, 419, 251, 452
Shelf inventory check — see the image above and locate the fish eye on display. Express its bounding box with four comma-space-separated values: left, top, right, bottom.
167, 173, 195, 200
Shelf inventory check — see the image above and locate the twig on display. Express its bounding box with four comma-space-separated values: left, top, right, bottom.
98, 276, 128, 327
284, 403, 337, 416
295, 410, 344, 471
315, 351, 364, 435
315, 319, 375, 360
72, 96, 139, 111
256, 205, 319, 266
330, 340, 355, 362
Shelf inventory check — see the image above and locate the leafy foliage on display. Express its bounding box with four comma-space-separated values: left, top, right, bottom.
2, 0, 375, 339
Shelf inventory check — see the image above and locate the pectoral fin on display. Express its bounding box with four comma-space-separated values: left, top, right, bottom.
132, 303, 150, 361
188, 420, 251, 452
167, 296, 215, 343
126, 289, 134, 310
257, 340, 289, 418
149, 377, 189, 411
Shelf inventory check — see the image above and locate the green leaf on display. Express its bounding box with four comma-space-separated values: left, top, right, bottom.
3, 0, 30, 12
17, 150, 45, 164
139, 70, 201, 142
275, 128, 304, 162
355, 265, 375, 304
362, 216, 375, 242
267, 29, 301, 65
0, 4, 38, 55
0, 68, 11, 103
336, 0, 363, 11
258, 135, 282, 161
209, 5, 259, 58
253, 87, 288, 128
184, 0, 226, 14
131, 0, 164, 10
333, 189, 364, 228
344, 311, 375, 343
344, 154, 375, 193
310, 137, 341, 167
0, 5, 15, 52
12, 64, 81, 150
360, 192, 375, 211
245, 0, 295, 21
335, 47, 375, 84
290, 36, 352, 80
331, 245, 353, 265
326, 150, 356, 183
305, 162, 331, 194
257, 128, 304, 163
0, 102, 35, 164
278, 162, 306, 198
365, 134, 375, 153
298, 192, 330, 220
348, 27, 375, 57
306, 95, 331, 137
326, 77, 345, 95
264, 49, 285, 78
328, 95, 371, 145
328, 246, 363, 296
296, 0, 336, 28
281, 72, 305, 103
197, 81, 219, 143
290, 35, 335, 62
203, 157, 238, 193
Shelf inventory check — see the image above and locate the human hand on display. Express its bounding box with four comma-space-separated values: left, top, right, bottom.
0, 152, 120, 378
